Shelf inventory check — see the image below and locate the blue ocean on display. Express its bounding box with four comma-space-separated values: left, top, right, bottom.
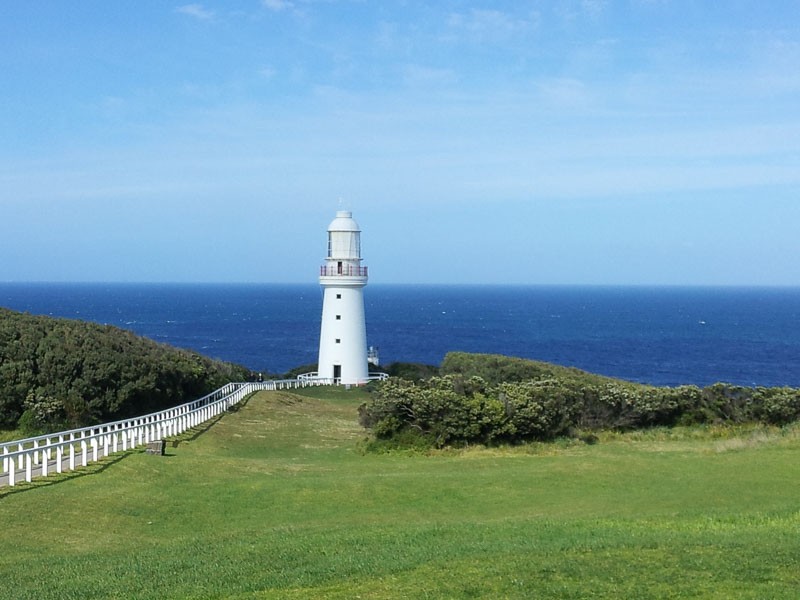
1, 283, 798, 388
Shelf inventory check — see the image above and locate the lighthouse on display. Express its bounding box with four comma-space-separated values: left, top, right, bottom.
317, 210, 369, 385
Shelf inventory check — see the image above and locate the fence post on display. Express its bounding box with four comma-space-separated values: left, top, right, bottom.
25, 452, 32, 483
56, 438, 64, 474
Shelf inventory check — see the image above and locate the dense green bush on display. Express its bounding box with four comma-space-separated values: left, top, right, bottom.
383, 361, 439, 380
360, 352, 800, 447
0, 307, 252, 434
754, 387, 800, 425
498, 379, 577, 440
441, 352, 615, 387
281, 363, 319, 379
359, 375, 504, 446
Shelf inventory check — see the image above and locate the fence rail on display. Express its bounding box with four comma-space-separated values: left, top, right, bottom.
297, 372, 389, 385
0, 377, 330, 488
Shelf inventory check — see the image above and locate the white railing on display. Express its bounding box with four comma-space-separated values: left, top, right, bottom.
297, 372, 389, 385
0, 377, 330, 488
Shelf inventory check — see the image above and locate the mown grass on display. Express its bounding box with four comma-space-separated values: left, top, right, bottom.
1, 390, 799, 599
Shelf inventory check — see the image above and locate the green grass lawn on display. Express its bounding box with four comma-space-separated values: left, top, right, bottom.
1, 389, 799, 599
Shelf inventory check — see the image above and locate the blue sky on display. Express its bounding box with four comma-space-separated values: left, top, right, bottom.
1, 1, 798, 285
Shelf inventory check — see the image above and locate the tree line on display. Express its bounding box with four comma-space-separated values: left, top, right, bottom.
359, 352, 800, 448
0, 307, 252, 435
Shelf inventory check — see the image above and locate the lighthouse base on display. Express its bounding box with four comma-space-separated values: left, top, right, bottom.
317, 285, 369, 385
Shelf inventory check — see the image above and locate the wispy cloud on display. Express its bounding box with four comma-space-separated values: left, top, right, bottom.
535, 77, 593, 111
258, 66, 277, 80
175, 4, 214, 20
581, 0, 609, 18
555, 0, 609, 23
402, 64, 459, 87
445, 8, 539, 43
262, 0, 293, 12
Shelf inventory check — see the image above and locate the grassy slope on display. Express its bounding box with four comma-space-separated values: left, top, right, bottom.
1, 389, 799, 599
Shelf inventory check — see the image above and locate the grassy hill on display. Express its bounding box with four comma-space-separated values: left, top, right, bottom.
0, 307, 251, 435
1, 387, 799, 599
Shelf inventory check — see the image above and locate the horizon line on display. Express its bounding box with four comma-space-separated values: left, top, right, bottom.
2, 281, 799, 289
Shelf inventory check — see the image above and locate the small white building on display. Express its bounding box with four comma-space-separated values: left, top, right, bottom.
316, 210, 370, 384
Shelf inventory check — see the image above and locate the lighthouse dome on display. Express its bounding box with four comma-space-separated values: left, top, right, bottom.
328, 210, 360, 233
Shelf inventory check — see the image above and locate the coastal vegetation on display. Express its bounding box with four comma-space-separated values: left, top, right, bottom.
359, 352, 800, 449
1, 388, 799, 598
0, 307, 251, 436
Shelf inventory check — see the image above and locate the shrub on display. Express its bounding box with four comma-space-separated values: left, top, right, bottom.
384, 362, 439, 380
498, 379, 578, 440
360, 353, 800, 449
755, 387, 800, 425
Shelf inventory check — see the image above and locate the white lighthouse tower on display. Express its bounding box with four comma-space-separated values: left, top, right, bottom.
317, 210, 369, 385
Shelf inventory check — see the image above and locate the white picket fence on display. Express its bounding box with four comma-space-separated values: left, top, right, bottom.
0, 378, 328, 488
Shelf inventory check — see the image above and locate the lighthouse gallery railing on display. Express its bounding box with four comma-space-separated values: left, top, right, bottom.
319, 265, 368, 277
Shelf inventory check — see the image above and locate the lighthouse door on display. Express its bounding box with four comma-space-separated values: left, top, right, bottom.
333, 364, 341, 383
